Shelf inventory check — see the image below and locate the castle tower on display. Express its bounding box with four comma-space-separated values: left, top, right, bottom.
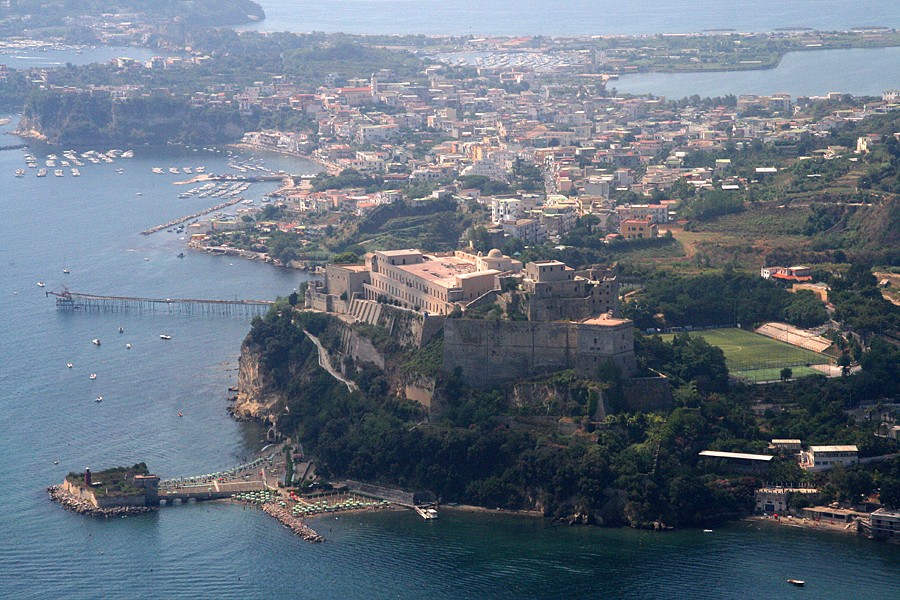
84, 467, 91, 487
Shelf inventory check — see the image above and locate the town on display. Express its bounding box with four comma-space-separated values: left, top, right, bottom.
7, 11, 897, 546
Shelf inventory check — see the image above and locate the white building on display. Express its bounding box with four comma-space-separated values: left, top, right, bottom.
800, 445, 859, 471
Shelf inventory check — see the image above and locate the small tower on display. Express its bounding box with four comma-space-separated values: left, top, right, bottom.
84, 467, 92, 487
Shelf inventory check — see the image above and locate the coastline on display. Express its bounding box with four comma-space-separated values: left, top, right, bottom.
441, 504, 544, 518
229, 143, 336, 175
744, 514, 860, 536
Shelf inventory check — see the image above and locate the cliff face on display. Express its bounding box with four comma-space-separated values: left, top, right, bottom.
233, 343, 285, 422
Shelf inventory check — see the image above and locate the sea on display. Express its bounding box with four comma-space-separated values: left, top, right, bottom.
243, 0, 900, 36
1, 3, 899, 596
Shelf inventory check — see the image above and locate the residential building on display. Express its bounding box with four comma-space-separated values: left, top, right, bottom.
754, 486, 817, 515
868, 508, 900, 543
619, 217, 658, 240
800, 445, 859, 471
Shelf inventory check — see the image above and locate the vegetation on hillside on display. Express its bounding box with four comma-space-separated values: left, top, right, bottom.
241, 306, 899, 528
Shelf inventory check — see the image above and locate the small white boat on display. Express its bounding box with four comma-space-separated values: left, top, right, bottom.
36, 282, 45, 287
787, 579, 805, 587
66, 363, 73, 368
703, 529, 713, 533
95, 396, 103, 403
159, 334, 172, 340
125, 343, 131, 349
89, 374, 97, 380
54, 460, 59, 465
62, 268, 70, 274
92, 338, 101, 346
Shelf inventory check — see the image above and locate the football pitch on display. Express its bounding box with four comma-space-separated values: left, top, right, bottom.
659, 328, 829, 382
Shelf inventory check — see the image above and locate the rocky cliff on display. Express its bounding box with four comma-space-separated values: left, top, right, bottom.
233, 343, 286, 422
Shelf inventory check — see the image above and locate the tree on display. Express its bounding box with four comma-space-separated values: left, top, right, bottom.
880, 478, 900, 509
780, 367, 793, 382
838, 353, 852, 377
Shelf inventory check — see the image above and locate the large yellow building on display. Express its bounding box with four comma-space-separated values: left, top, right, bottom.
363, 249, 522, 315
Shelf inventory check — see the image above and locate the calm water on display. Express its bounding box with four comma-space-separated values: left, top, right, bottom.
613, 46, 900, 98
245, 0, 900, 35
0, 48, 897, 600
0, 46, 170, 69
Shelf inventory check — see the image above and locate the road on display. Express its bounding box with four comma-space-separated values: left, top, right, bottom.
304, 330, 358, 392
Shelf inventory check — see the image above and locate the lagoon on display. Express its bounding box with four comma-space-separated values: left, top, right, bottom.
613, 46, 900, 98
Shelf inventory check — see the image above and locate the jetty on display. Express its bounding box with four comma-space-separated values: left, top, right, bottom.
46, 288, 272, 317
140, 197, 245, 235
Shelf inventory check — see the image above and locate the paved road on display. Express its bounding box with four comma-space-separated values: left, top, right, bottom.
304, 330, 358, 393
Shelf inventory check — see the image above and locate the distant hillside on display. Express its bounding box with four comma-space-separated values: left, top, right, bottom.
21, 91, 256, 146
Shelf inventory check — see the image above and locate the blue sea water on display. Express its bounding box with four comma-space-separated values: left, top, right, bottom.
244, 0, 900, 36
0, 46, 171, 70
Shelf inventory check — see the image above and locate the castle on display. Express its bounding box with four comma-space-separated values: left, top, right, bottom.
307, 249, 635, 386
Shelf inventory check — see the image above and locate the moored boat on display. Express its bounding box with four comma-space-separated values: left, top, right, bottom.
787, 579, 805, 587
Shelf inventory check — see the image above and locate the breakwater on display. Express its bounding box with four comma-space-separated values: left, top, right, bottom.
261, 503, 324, 542
140, 197, 245, 235
47, 485, 157, 518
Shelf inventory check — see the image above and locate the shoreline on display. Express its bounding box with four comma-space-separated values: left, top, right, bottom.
744, 514, 860, 536
229, 143, 334, 175
441, 504, 544, 518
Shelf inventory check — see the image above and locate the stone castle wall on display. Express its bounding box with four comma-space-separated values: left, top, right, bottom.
444, 319, 635, 388
62, 479, 148, 508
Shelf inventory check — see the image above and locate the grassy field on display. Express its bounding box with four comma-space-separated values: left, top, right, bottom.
660, 328, 829, 381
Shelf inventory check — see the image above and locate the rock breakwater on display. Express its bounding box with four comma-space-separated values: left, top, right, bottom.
47, 485, 156, 517
261, 503, 324, 542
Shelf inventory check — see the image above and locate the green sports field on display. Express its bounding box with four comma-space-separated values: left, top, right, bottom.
659, 328, 829, 382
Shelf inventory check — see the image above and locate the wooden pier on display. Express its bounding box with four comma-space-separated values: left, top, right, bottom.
46, 289, 273, 317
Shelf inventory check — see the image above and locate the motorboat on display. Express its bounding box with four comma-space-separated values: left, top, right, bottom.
89, 374, 97, 380
67, 363, 73, 368
125, 343, 131, 349
177, 252, 185, 259
92, 338, 101, 346
118, 326, 124, 334
95, 396, 103, 403
159, 334, 172, 340
787, 580, 805, 587
62, 268, 70, 274
36, 282, 45, 287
